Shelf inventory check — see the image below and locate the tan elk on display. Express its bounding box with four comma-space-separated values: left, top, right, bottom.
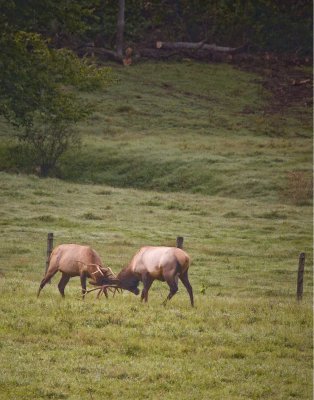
37, 244, 117, 298
88, 246, 194, 306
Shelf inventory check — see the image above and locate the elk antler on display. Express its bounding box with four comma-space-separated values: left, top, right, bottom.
97, 265, 119, 282
103, 265, 116, 278
91, 264, 105, 276
75, 261, 120, 297
76, 261, 118, 282
85, 284, 121, 299
76, 261, 105, 273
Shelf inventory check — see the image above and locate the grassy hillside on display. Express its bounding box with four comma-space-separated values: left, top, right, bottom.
1, 62, 312, 201
0, 62, 312, 399
65, 63, 312, 199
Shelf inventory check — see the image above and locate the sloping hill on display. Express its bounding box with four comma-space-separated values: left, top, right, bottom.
56, 62, 312, 203
1, 62, 311, 202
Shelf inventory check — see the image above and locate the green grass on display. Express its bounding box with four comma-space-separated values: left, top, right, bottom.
0, 172, 312, 400
0, 61, 313, 399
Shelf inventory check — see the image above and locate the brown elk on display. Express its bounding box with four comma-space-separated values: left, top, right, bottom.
89, 246, 194, 306
37, 244, 117, 298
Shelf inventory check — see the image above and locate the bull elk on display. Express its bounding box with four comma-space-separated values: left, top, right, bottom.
88, 246, 194, 306
37, 244, 117, 298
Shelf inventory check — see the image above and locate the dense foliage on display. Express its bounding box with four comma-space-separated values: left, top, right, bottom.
2, 1, 311, 53
0, 0, 111, 175
89, 0, 312, 54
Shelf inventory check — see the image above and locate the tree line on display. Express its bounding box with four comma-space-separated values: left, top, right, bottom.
19, 1, 310, 54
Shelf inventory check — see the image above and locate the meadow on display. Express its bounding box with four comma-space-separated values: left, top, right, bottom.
0, 61, 312, 399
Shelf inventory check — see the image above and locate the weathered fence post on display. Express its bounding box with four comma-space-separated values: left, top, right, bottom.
297, 252, 305, 301
176, 236, 184, 249
45, 232, 54, 274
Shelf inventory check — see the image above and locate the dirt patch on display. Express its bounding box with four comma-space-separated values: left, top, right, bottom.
261, 68, 312, 113
235, 54, 312, 114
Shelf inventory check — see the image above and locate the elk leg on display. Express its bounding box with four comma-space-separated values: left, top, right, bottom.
58, 273, 70, 298
80, 273, 87, 299
179, 271, 194, 307
162, 276, 178, 306
141, 274, 154, 303
37, 270, 58, 297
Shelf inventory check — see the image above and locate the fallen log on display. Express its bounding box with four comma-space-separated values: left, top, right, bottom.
291, 79, 311, 86
77, 41, 247, 64
156, 41, 247, 54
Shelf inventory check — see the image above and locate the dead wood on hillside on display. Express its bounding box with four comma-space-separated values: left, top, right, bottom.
156, 41, 247, 54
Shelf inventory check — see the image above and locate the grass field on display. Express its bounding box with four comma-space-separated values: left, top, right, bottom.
0, 61, 312, 399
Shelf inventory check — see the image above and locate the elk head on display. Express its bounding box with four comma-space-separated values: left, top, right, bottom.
85, 265, 140, 298
116, 266, 140, 295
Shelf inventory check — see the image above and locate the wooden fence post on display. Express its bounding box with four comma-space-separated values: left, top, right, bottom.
45, 232, 54, 275
297, 252, 305, 301
176, 236, 184, 249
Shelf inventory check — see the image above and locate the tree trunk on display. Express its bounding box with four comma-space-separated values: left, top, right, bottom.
116, 0, 125, 58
